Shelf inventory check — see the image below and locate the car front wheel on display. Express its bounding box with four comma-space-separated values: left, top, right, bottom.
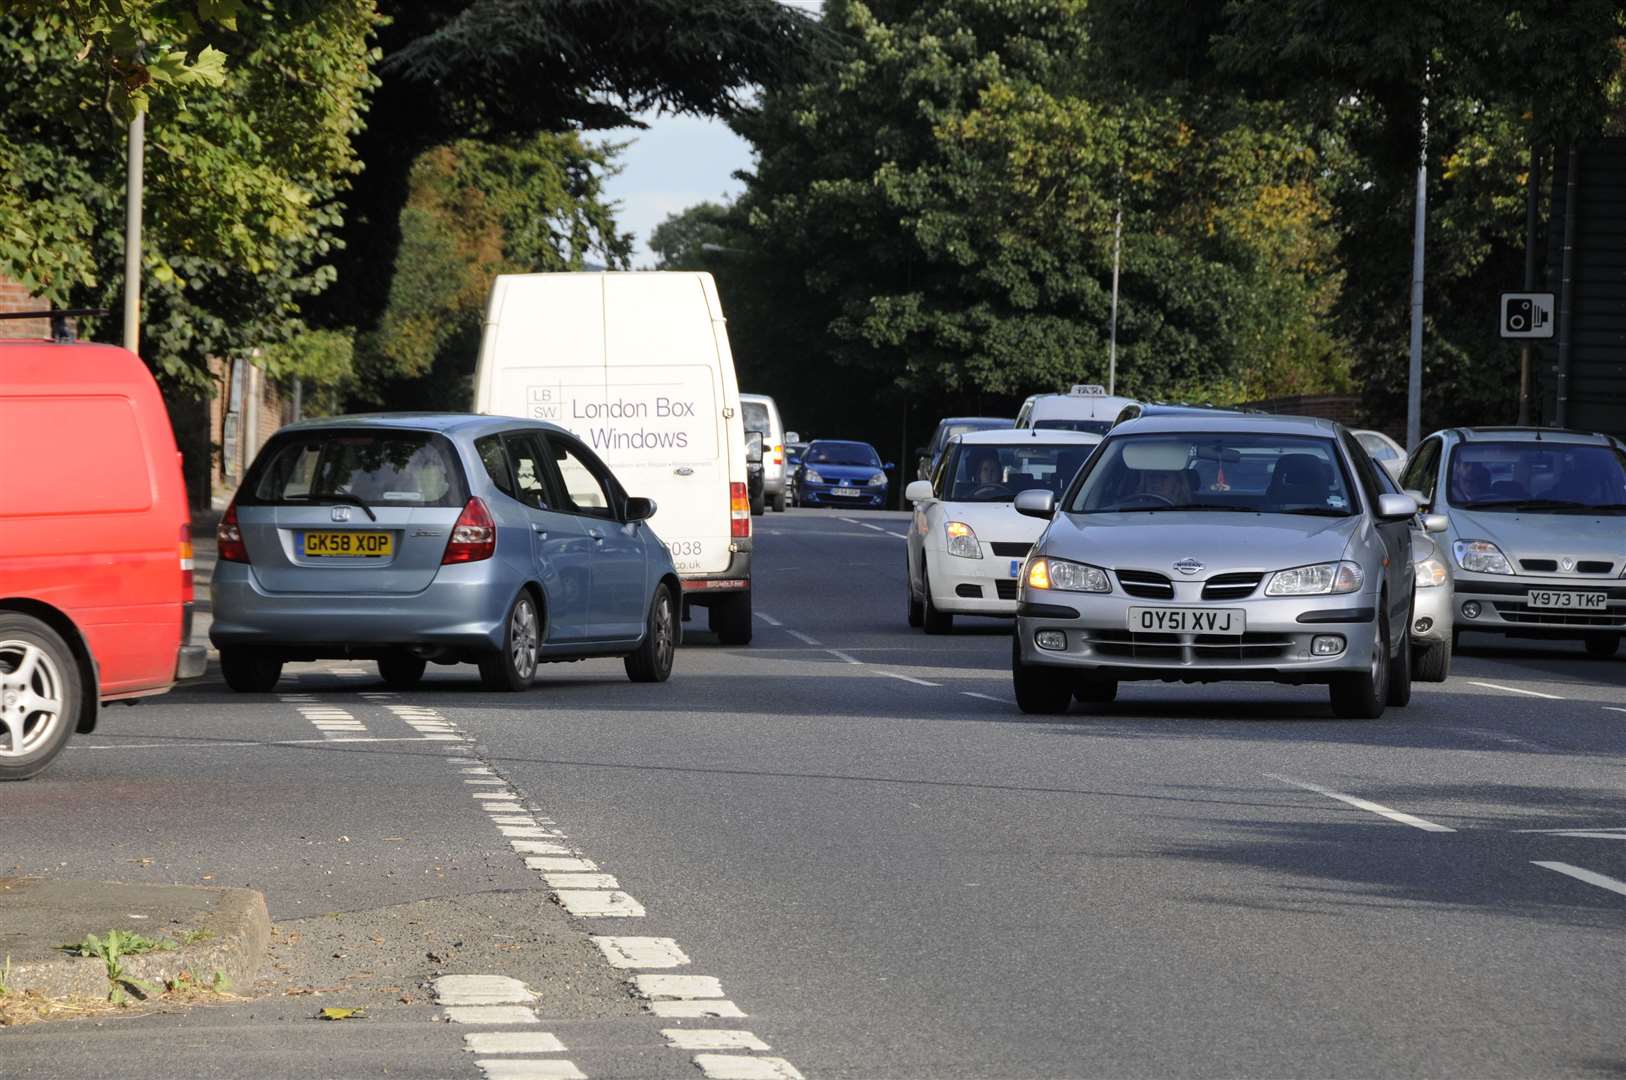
480, 592, 540, 691
922, 564, 953, 635
1585, 633, 1621, 659
1330, 608, 1390, 720
1412, 640, 1451, 682
1012, 636, 1072, 714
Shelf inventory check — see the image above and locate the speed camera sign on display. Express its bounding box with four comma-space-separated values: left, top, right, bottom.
1500, 292, 1555, 339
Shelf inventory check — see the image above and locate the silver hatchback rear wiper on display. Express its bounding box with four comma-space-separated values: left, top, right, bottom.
283, 492, 378, 522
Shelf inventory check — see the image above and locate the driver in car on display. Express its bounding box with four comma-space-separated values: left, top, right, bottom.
965, 448, 1004, 488
1136, 468, 1192, 505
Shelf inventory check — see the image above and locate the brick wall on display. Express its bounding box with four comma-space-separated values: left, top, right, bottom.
0, 276, 49, 338
207, 354, 293, 506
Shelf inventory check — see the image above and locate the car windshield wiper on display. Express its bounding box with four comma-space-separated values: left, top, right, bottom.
282, 492, 378, 521
1099, 504, 1240, 513
1460, 498, 1623, 514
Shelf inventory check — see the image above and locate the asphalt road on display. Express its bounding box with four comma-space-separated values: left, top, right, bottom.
5, 508, 1625, 1078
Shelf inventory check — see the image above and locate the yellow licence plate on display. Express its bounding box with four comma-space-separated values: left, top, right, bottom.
302, 531, 393, 558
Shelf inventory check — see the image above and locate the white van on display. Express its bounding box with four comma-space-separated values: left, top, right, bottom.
739, 393, 787, 513
1014, 384, 1138, 435
473, 272, 754, 644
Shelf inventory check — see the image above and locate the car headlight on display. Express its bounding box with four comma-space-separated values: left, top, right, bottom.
945, 521, 981, 559
1265, 561, 1364, 596
1027, 557, 1110, 593
867, 473, 887, 486
1415, 556, 1448, 588
803, 469, 823, 484
1453, 539, 1512, 575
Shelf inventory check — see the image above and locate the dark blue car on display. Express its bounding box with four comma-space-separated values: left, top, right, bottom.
795, 439, 893, 509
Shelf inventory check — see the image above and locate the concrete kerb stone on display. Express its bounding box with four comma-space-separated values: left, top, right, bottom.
0, 877, 271, 1001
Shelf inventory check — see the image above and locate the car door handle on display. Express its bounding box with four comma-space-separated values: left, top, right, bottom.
532, 526, 548, 538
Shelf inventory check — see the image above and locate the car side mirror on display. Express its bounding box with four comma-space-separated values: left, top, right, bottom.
1423, 513, 1449, 534
785, 431, 800, 444
625, 497, 657, 522
883, 462, 895, 471
905, 480, 934, 503
1014, 489, 1055, 519
1405, 488, 1430, 509
745, 430, 764, 465
1377, 493, 1418, 521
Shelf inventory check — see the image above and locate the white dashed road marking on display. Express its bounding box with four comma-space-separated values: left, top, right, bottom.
1469, 680, 1566, 700
1533, 861, 1626, 897
1268, 774, 1455, 833
825, 649, 864, 665
475, 1061, 586, 1080
881, 671, 939, 687
692, 1054, 805, 1080
755, 611, 784, 627
464, 1032, 568, 1055
649, 1000, 747, 1019
433, 975, 534, 1005
440, 1005, 541, 1025
555, 890, 646, 918
786, 629, 821, 646
593, 937, 691, 969
962, 691, 1007, 704
664, 1030, 770, 1051
632, 974, 725, 1000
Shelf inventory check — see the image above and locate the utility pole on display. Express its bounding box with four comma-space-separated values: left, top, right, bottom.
122, 111, 145, 353
1555, 145, 1579, 428
1517, 144, 1541, 425
1108, 205, 1122, 396
1405, 79, 1429, 451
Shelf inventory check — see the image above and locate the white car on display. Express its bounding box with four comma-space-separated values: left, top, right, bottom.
1014, 384, 1138, 435
904, 429, 1103, 633
1354, 429, 1407, 482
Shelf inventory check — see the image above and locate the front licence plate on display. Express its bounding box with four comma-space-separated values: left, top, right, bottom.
1129, 606, 1245, 635
1526, 590, 1607, 610
833, 486, 861, 497
302, 530, 393, 558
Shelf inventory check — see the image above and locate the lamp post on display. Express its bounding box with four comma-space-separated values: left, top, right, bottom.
1108, 205, 1122, 396
122, 111, 145, 354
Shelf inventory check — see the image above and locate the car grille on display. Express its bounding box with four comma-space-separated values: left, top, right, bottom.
1202, 572, 1263, 600
1519, 558, 1615, 575
1083, 630, 1295, 662
990, 541, 1032, 558
1491, 601, 1626, 628
994, 580, 1019, 600
1115, 569, 1174, 599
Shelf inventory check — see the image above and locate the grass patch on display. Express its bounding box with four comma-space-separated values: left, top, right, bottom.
62, 930, 175, 1003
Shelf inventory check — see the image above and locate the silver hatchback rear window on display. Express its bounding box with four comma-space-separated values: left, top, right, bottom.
242, 429, 467, 509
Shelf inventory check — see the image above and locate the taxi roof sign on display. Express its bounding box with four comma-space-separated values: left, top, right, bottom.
1069, 384, 1107, 396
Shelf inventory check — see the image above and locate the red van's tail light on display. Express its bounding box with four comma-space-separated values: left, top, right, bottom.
442, 497, 497, 564
730, 482, 751, 538
218, 500, 249, 563
180, 524, 196, 602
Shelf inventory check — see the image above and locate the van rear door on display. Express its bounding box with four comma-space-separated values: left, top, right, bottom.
234, 429, 469, 595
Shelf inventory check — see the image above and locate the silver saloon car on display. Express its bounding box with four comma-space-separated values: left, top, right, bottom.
212, 414, 681, 692
1011, 415, 1419, 719
1399, 426, 1626, 658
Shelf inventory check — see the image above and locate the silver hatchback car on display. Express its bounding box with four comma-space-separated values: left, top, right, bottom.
1011, 415, 1419, 719
1399, 426, 1626, 658
212, 415, 681, 692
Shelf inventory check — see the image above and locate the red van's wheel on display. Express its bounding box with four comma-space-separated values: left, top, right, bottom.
0, 613, 81, 781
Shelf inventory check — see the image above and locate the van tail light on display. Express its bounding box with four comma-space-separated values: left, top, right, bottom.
772, 445, 783, 466
730, 482, 751, 538
218, 500, 249, 563
180, 523, 196, 602
443, 497, 497, 564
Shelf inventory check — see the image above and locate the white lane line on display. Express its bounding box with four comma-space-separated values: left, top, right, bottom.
650, 999, 746, 1018
593, 936, 690, 969
693, 1055, 804, 1080
962, 691, 1007, 703
276, 736, 449, 744
440, 1005, 540, 1025
785, 629, 821, 646
664, 1030, 770, 1051
1533, 861, 1626, 897
860, 522, 887, 532
464, 1032, 568, 1055
633, 974, 724, 1000
554, 890, 645, 917
754, 611, 784, 627
528, 856, 600, 873
69, 741, 261, 751
433, 974, 535, 1005
881, 671, 940, 687
476, 1060, 585, 1080
1469, 680, 1566, 700
825, 649, 864, 665
546, 872, 621, 890
1267, 774, 1455, 833
838, 517, 862, 525
1516, 828, 1626, 840
1606, 707, 1626, 715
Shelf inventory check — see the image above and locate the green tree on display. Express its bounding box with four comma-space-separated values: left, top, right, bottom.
648, 202, 736, 270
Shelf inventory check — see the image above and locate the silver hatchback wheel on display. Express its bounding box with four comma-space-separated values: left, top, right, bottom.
0, 638, 67, 760
510, 597, 539, 680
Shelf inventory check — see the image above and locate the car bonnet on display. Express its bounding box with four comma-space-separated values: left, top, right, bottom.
1040, 510, 1363, 577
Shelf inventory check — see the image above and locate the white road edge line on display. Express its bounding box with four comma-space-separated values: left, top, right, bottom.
755, 611, 784, 627
1267, 773, 1455, 833
1532, 861, 1626, 897
825, 649, 864, 665
962, 692, 1006, 703
1468, 680, 1566, 700
1605, 707, 1626, 715
881, 671, 940, 687
786, 629, 821, 646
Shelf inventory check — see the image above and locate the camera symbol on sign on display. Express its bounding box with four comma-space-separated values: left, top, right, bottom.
1499, 292, 1555, 339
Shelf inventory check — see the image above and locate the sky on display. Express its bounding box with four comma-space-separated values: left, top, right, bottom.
596, 110, 756, 269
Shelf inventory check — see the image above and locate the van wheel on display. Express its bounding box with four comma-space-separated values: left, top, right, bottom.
771, 491, 787, 513
378, 653, 427, 690
922, 565, 953, 635
0, 614, 81, 781
221, 648, 283, 693
709, 592, 753, 646
750, 487, 765, 516
1012, 638, 1071, 715
1330, 609, 1390, 720
480, 592, 540, 691
626, 584, 678, 683
1585, 633, 1620, 659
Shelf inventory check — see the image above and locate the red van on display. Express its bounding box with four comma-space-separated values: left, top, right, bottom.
0, 312, 206, 779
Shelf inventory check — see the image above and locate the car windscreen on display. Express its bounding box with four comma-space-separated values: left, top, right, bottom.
805, 442, 880, 467
1357, 433, 1400, 461
242, 429, 467, 509
1447, 441, 1626, 513
1035, 418, 1112, 435
1069, 433, 1356, 516
947, 443, 1095, 502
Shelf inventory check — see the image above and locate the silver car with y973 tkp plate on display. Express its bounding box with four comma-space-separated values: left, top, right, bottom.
1011, 414, 1420, 719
